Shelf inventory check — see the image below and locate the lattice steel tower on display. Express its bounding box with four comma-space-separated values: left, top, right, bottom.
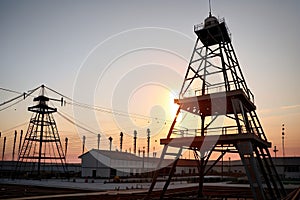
147, 12, 285, 200
16, 85, 67, 177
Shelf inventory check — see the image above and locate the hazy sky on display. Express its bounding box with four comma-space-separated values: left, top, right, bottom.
0, 1, 299, 161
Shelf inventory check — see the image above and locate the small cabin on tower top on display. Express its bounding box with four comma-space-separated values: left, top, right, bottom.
194, 13, 231, 46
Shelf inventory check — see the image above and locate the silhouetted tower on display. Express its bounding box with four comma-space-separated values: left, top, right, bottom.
120, 132, 123, 152
16, 85, 67, 177
133, 130, 137, 154
109, 136, 113, 151
147, 10, 285, 200
147, 128, 150, 157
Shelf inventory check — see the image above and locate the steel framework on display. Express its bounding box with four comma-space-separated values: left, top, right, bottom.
15, 85, 67, 177
146, 14, 285, 200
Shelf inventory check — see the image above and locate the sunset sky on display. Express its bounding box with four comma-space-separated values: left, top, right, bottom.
0, 1, 299, 162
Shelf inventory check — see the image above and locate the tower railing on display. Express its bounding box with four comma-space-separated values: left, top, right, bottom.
181, 82, 255, 104
171, 125, 254, 138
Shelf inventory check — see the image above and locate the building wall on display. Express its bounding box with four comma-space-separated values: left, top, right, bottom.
176, 166, 197, 175
80, 151, 300, 180
80, 151, 159, 178
274, 158, 300, 179
80, 152, 111, 177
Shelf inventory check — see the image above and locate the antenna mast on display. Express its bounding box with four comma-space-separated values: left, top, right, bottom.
282, 123, 285, 158
209, 0, 212, 16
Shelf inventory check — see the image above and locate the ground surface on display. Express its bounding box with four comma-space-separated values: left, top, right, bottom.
0, 179, 298, 200
0, 184, 94, 199
0, 182, 253, 200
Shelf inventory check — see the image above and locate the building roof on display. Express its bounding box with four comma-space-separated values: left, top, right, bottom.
79, 149, 143, 161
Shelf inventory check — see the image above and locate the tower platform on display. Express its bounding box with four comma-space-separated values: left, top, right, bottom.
175, 89, 255, 116
160, 134, 271, 149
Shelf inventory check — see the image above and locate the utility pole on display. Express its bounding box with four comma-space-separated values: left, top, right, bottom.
133, 130, 137, 155
82, 135, 86, 154
273, 145, 278, 158
18, 130, 23, 158
97, 134, 101, 150
12, 130, 17, 161
109, 136, 113, 151
282, 124, 285, 158
120, 132, 123, 152
147, 128, 150, 157
142, 147, 145, 173
282, 123, 286, 179
2, 137, 6, 161
65, 137, 68, 162
228, 157, 231, 173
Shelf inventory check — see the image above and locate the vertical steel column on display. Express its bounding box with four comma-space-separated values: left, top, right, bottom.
37, 112, 45, 176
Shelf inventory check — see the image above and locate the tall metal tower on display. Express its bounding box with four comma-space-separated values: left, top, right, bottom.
147, 12, 285, 200
16, 85, 67, 177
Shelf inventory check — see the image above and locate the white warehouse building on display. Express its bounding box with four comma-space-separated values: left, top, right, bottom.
79, 149, 300, 180
79, 149, 160, 178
